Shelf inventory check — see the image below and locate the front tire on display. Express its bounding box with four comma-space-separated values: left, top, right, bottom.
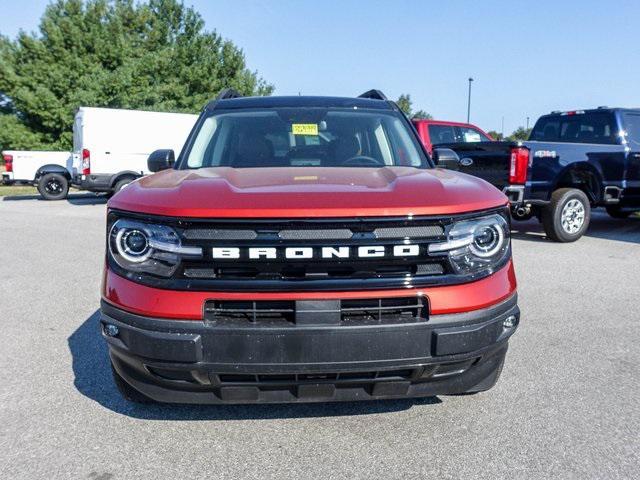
105, 178, 135, 198
606, 206, 632, 219
37, 173, 69, 201
113, 178, 134, 193
541, 188, 590, 242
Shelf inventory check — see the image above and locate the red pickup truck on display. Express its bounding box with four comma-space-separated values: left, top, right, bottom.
412, 119, 494, 154
100, 90, 519, 404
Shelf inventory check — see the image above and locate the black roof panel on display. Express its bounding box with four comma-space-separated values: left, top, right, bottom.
206, 95, 393, 111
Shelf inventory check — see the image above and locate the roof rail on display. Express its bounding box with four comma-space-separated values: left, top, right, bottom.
216, 88, 243, 100
550, 110, 561, 114
358, 89, 388, 101
597, 105, 609, 109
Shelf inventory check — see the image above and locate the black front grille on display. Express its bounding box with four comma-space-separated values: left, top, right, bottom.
204, 296, 428, 325
205, 300, 296, 324
173, 216, 451, 290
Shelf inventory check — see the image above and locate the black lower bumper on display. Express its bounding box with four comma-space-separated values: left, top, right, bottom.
72, 174, 114, 192
100, 295, 519, 404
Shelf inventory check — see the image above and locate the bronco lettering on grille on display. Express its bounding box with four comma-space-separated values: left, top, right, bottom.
211, 245, 422, 260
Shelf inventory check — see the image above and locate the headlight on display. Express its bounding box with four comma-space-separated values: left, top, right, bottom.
109, 219, 202, 277
428, 213, 510, 276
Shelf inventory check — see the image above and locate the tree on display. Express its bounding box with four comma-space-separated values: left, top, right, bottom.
396, 94, 413, 116
486, 130, 504, 141
412, 109, 433, 120
0, 0, 273, 151
395, 94, 432, 120
506, 127, 532, 142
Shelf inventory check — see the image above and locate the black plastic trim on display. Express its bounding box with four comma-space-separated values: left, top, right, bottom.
35, 164, 71, 181
101, 295, 519, 403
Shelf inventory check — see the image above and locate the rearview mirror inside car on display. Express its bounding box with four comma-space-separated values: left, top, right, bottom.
432, 148, 460, 170
147, 149, 176, 172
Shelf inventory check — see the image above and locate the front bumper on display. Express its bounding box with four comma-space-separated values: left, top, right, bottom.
101, 294, 519, 404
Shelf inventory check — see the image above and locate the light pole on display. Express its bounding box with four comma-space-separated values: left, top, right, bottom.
467, 77, 473, 123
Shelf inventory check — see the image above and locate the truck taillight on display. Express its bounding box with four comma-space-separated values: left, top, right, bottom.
509, 147, 529, 185
82, 148, 91, 175
3, 154, 12, 173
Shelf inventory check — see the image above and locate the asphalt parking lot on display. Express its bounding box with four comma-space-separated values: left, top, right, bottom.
1, 194, 639, 480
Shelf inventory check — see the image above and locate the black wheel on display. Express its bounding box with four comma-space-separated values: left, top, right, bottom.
606, 206, 632, 219
541, 188, 590, 242
111, 363, 155, 404
113, 177, 134, 194
37, 173, 69, 200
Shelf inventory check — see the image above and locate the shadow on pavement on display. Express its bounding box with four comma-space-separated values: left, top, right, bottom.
2, 192, 107, 205
510, 210, 640, 244
69, 310, 441, 420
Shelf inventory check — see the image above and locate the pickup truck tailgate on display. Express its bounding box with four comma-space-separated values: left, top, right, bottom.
437, 141, 516, 191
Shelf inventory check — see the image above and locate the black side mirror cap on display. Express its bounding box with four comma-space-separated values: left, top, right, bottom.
433, 147, 460, 170
147, 149, 175, 172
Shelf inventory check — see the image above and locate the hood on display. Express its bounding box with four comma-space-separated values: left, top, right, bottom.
108, 167, 507, 218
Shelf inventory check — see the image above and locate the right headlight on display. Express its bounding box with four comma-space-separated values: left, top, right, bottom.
108, 218, 202, 278
428, 213, 510, 276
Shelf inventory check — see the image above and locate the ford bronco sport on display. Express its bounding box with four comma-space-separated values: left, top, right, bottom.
101, 89, 520, 404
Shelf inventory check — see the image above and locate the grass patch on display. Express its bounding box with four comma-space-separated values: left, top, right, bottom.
0, 185, 38, 197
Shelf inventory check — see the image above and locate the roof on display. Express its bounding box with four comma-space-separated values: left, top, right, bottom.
411, 118, 484, 128
206, 95, 394, 111
542, 107, 640, 117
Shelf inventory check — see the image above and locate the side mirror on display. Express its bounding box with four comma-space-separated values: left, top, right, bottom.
147, 149, 175, 172
433, 147, 460, 170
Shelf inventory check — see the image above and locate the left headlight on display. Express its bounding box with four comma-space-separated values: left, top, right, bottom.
428, 213, 510, 276
108, 218, 202, 277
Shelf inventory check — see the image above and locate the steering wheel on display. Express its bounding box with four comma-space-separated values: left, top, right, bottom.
341, 155, 385, 167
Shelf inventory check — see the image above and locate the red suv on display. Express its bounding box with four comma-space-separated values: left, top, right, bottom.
101, 90, 519, 404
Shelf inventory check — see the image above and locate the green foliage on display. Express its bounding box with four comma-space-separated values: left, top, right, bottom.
395, 94, 432, 120
0, 0, 273, 151
505, 127, 532, 142
412, 109, 433, 120
486, 130, 504, 141
396, 94, 412, 116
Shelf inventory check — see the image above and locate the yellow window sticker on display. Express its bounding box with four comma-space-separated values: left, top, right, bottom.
292, 123, 319, 136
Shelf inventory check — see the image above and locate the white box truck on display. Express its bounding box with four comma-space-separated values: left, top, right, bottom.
71, 107, 198, 196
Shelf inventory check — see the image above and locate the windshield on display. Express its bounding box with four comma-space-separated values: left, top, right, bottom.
182, 108, 429, 169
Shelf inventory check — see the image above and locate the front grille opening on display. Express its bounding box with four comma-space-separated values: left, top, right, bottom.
341, 297, 427, 323
216, 369, 418, 386
205, 300, 295, 324
207, 262, 446, 281
374, 225, 444, 239
205, 296, 428, 325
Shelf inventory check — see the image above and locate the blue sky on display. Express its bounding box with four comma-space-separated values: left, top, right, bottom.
2, 0, 640, 134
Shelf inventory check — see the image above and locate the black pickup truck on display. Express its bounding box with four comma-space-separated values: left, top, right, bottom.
434, 108, 640, 242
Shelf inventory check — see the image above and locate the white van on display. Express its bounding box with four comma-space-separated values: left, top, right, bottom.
72, 107, 198, 195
